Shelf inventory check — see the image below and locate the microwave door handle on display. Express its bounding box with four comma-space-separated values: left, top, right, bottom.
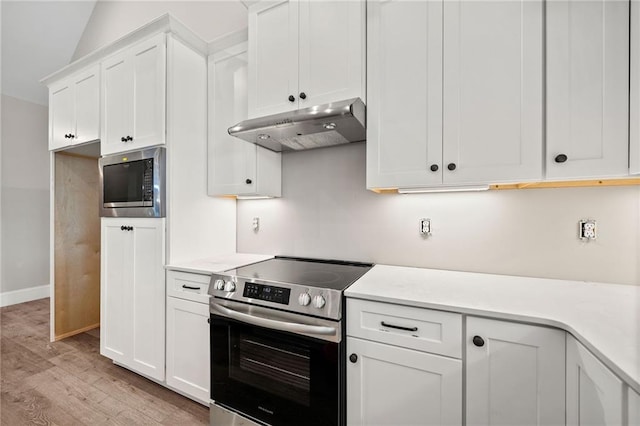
210, 303, 337, 336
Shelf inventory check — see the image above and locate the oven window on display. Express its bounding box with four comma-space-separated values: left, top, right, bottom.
103, 160, 146, 203
230, 331, 311, 407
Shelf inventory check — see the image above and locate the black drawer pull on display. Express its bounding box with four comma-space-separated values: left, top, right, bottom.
381, 321, 418, 332
181, 285, 201, 291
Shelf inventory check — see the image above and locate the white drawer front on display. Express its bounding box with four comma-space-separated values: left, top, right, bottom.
347, 299, 462, 358
166, 270, 211, 303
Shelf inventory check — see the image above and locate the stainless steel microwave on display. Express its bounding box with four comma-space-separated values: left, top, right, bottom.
99, 147, 166, 217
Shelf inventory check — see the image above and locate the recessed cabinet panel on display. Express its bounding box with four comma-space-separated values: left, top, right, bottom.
73, 67, 100, 144
466, 317, 565, 425
629, 387, 640, 425
366, 0, 443, 189
547, 0, 629, 179
443, 0, 543, 184
566, 335, 624, 425
298, 0, 365, 108
132, 36, 166, 149
347, 337, 462, 426
248, 0, 299, 118
49, 83, 75, 151
166, 296, 210, 404
102, 55, 131, 154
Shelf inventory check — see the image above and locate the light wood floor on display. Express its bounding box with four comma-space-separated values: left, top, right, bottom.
0, 298, 209, 425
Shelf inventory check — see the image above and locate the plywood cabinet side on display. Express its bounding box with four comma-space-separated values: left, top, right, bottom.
53, 153, 101, 340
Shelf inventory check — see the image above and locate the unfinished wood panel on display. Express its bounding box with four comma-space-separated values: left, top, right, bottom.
54, 153, 100, 340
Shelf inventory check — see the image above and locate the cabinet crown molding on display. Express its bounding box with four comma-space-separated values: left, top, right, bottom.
40, 13, 207, 87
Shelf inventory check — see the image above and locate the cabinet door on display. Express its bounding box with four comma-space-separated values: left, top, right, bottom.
130, 33, 166, 151
100, 218, 132, 364
166, 296, 210, 404
209, 43, 258, 196
466, 317, 565, 426
443, 0, 543, 185
248, 0, 299, 118
547, 0, 629, 179
629, 0, 639, 175
72, 65, 100, 144
566, 335, 624, 425
298, 0, 365, 108
129, 218, 165, 381
347, 337, 462, 426
366, 0, 443, 189
49, 82, 74, 150
101, 51, 132, 155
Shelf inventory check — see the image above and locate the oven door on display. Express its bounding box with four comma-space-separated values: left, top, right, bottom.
210, 301, 342, 426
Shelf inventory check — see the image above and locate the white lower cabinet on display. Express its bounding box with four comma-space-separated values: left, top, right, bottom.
466, 317, 566, 426
629, 387, 640, 426
100, 217, 165, 381
347, 337, 462, 426
566, 335, 624, 426
166, 270, 210, 404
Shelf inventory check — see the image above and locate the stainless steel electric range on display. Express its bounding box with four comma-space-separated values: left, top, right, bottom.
208, 256, 373, 426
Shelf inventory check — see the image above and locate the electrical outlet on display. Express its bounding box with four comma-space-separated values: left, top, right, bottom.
252, 217, 260, 232
579, 219, 597, 241
420, 218, 431, 236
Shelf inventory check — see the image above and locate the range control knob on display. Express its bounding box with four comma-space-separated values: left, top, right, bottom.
224, 281, 236, 292
312, 295, 326, 309
298, 292, 311, 306
213, 279, 225, 291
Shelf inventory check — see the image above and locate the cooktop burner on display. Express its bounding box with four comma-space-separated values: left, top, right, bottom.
228, 256, 373, 290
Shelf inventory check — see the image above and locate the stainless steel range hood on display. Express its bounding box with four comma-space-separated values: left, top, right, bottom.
228, 98, 365, 152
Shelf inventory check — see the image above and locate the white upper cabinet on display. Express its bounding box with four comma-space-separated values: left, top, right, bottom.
101, 33, 166, 156
443, 0, 543, 185
366, 0, 443, 189
631, 0, 640, 175
208, 41, 282, 197
466, 317, 565, 426
48, 65, 100, 151
248, 0, 365, 119
566, 335, 624, 425
547, 0, 630, 179
367, 0, 543, 190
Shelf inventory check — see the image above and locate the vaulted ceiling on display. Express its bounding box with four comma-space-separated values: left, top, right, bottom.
1, 1, 97, 105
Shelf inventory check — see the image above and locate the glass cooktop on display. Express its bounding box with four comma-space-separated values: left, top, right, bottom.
227, 256, 373, 291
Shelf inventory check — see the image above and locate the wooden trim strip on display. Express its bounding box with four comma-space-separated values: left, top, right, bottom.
54, 323, 100, 341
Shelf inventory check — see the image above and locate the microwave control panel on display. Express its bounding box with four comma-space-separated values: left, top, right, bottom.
243, 283, 291, 305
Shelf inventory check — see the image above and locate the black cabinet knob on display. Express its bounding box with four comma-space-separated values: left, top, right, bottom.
245, 178, 252, 184
288, 95, 295, 102
430, 164, 439, 172
554, 154, 568, 163
349, 353, 358, 363
70, 134, 75, 139
121, 137, 127, 142
121, 225, 125, 231
126, 136, 133, 141
472, 336, 485, 347
447, 163, 457, 171
299, 92, 307, 100
64, 134, 68, 138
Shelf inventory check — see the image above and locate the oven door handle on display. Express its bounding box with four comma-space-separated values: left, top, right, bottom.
210, 303, 337, 336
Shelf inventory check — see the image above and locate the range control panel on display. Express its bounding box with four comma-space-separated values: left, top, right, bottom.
243, 283, 291, 305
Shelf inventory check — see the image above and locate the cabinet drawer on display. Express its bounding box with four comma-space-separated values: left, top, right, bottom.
166, 270, 210, 303
347, 299, 462, 358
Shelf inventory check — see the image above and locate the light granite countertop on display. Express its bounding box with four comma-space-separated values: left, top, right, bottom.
165, 253, 273, 275
345, 264, 640, 393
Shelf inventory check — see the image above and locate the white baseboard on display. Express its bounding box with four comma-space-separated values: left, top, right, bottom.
0, 284, 50, 307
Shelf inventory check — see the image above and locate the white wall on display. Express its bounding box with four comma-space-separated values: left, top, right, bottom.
237, 143, 640, 286
72, 0, 248, 60
1, 95, 50, 293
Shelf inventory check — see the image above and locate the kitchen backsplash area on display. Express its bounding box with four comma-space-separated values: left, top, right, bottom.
238, 142, 640, 286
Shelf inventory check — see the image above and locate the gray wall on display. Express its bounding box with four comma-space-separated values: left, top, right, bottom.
238, 142, 640, 286
1, 95, 50, 292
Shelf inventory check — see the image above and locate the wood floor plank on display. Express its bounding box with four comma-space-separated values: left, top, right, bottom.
1, 299, 210, 425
